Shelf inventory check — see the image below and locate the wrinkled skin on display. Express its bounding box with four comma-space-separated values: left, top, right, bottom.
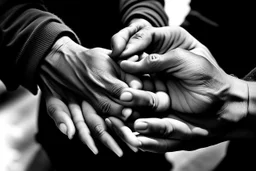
107, 26, 253, 153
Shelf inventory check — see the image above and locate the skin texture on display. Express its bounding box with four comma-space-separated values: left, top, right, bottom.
40, 19, 163, 156
106, 26, 254, 153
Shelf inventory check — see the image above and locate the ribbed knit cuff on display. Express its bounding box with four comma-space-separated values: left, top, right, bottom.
243, 67, 256, 81
121, 1, 168, 27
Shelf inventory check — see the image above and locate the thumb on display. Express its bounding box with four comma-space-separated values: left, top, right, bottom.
110, 25, 138, 58
46, 96, 75, 139
111, 27, 153, 59
119, 53, 169, 75
120, 49, 196, 75
134, 117, 208, 140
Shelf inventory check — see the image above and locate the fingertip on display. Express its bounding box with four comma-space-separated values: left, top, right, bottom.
134, 120, 148, 132
116, 148, 124, 157
58, 121, 75, 140
88, 144, 99, 155
58, 123, 67, 136
67, 125, 75, 140
122, 108, 132, 121
155, 91, 171, 112
120, 91, 133, 101
125, 142, 139, 153
130, 80, 142, 89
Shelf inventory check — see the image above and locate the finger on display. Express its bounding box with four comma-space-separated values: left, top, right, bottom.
126, 54, 139, 62
82, 101, 123, 157
134, 117, 208, 140
69, 102, 98, 155
119, 29, 153, 58
136, 136, 182, 153
151, 74, 168, 92
124, 52, 147, 62
46, 96, 75, 139
122, 72, 143, 90
106, 116, 141, 148
120, 89, 170, 113
95, 47, 112, 56
105, 118, 139, 153
137, 134, 216, 153
110, 25, 139, 58
120, 49, 192, 75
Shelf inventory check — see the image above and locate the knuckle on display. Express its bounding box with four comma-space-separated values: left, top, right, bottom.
75, 120, 86, 129
146, 54, 161, 70
108, 83, 125, 97
47, 104, 57, 117
94, 124, 106, 138
132, 31, 145, 40
100, 101, 111, 114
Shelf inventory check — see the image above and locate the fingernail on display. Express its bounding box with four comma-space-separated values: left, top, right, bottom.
130, 80, 142, 89
114, 148, 123, 157
126, 142, 139, 153
135, 121, 148, 131
88, 145, 98, 155
105, 118, 112, 127
59, 123, 67, 136
120, 92, 133, 101
122, 108, 132, 120
67, 131, 74, 140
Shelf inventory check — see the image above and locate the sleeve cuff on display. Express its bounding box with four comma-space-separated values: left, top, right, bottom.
17, 21, 80, 94
243, 67, 256, 81
121, 1, 169, 27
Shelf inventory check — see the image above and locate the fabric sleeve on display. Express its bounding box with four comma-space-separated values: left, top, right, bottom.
119, 0, 169, 27
0, 0, 80, 94
243, 67, 256, 81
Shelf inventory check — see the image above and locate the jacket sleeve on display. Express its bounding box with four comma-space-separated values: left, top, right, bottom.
0, 0, 80, 94
119, 0, 169, 27
244, 68, 256, 81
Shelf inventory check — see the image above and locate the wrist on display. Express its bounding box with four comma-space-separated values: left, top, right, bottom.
51, 36, 73, 51
221, 75, 248, 122
245, 81, 256, 128
38, 36, 81, 84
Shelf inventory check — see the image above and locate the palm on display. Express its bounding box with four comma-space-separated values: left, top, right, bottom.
163, 51, 226, 114
150, 27, 228, 114
119, 26, 229, 115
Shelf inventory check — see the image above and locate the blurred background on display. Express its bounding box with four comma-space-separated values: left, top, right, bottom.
0, 0, 229, 171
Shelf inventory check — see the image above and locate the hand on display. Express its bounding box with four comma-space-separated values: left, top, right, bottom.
38, 36, 162, 156
111, 18, 153, 59
119, 26, 248, 128
40, 85, 124, 157
107, 26, 251, 152
39, 36, 157, 119
131, 114, 255, 153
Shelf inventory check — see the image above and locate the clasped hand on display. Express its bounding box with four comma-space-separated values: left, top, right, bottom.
108, 26, 252, 153
38, 19, 252, 156
38, 19, 166, 156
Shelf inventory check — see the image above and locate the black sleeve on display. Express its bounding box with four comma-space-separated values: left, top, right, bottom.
244, 68, 256, 81
0, 0, 80, 94
119, 0, 169, 27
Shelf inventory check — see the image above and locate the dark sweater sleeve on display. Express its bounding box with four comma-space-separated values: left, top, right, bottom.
0, 1, 80, 94
119, 0, 169, 27
243, 67, 256, 81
